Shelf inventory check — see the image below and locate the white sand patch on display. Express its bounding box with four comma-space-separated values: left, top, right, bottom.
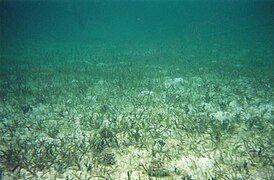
196, 157, 214, 171
211, 111, 230, 122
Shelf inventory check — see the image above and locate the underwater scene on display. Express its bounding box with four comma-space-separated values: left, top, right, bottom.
0, 0, 273, 179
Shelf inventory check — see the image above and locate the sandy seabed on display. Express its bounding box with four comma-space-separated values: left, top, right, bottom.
0, 48, 273, 179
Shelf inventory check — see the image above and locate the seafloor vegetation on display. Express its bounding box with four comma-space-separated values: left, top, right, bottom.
0, 48, 273, 179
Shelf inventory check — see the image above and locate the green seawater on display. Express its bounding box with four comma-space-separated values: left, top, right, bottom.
0, 0, 273, 179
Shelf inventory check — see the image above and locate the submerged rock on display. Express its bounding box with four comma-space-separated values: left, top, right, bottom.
20, 104, 32, 114
97, 148, 116, 166
147, 159, 170, 177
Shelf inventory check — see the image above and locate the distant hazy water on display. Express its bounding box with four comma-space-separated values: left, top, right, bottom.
1, 0, 274, 70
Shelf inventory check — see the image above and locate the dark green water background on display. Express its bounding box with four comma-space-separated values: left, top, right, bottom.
1, 0, 274, 70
